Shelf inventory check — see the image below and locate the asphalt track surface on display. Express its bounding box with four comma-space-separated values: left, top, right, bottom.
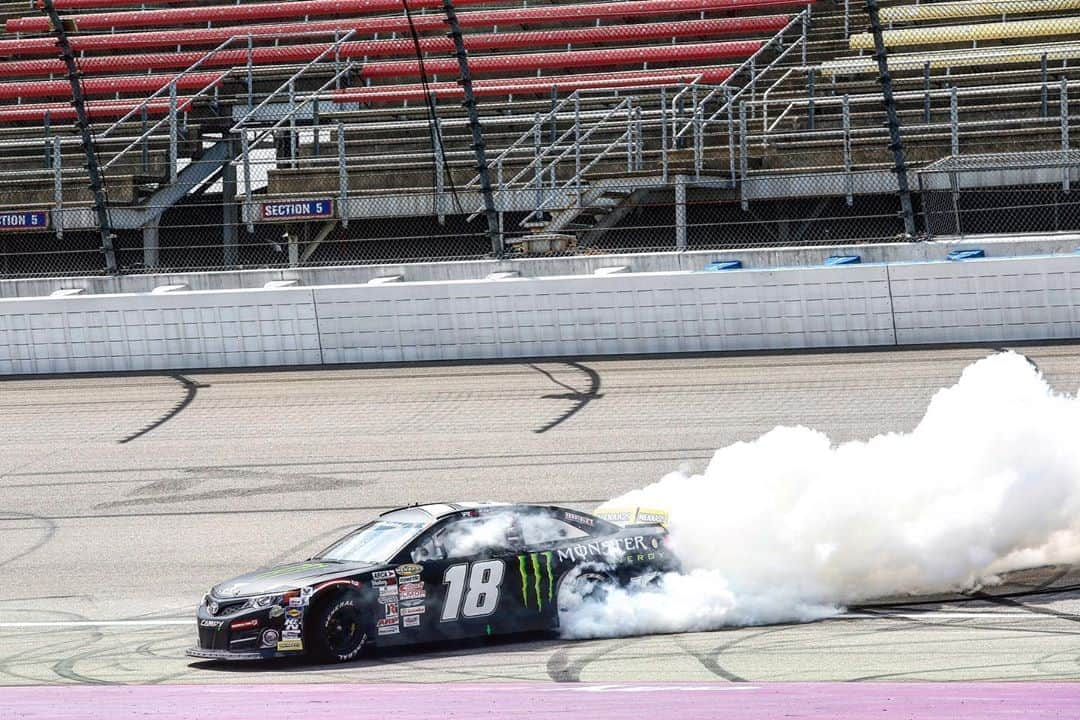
4, 345, 1080, 687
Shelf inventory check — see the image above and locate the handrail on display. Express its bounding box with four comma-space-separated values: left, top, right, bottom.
468, 97, 634, 220
232, 29, 357, 131
100, 73, 225, 173
672, 6, 810, 143
230, 61, 356, 165
98, 36, 241, 138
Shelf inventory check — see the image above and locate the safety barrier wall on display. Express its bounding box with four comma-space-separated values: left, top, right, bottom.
1, 254, 1078, 375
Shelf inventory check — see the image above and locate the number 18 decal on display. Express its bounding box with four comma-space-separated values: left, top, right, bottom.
440, 559, 505, 622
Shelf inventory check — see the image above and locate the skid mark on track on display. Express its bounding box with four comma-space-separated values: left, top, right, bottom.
0, 511, 56, 569
545, 639, 628, 682
530, 362, 603, 434
118, 374, 209, 444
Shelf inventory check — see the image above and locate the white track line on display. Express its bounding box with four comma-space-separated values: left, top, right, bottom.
0, 619, 190, 627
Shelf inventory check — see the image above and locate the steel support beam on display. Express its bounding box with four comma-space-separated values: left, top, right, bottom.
40, 0, 118, 273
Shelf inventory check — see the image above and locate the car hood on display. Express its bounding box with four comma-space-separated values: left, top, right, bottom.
211, 560, 382, 598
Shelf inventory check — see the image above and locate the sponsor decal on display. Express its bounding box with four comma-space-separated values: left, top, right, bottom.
636, 508, 669, 525
378, 585, 399, 598
401, 605, 425, 616
372, 579, 388, 587
288, 597, 304, 608
230, 618, 259, 630
286, 608, 301, 618
284, 617, 300, 631
260, 199, 333, 221
269, 606, 285, 618
218, 585, 242, 598
400, 597, 425, 608
403, 615, 421, 628
199, 619, 223, 628
0, 211, 48, 231
382, 602, 398, 618
372, 570, 396, 580
276, 638, 303, 651
395, 564, 423, 577
396, 574, 420, 585
594, 508, 634, 524
376, 617, 398, 628
555, 535, 655, 563
260, 629, 280, 648
517, 552, 555, 611
282, 630, 301, 640
206, 600, 220, 614
399, 583, 425, 600
377, 625, 400, 636
301, 586, 314, 598
563, 511, 595, 527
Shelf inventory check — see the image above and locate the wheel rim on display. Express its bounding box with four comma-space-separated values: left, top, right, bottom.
325, 604, 363, 655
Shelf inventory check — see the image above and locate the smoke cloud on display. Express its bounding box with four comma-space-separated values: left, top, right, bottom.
561, 351, 1080, 638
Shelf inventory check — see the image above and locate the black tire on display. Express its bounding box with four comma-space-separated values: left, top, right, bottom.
307, 592, 368, 664
557, 566, 615, 622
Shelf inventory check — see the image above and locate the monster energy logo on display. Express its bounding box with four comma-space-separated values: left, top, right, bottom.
517, 552, 554, 610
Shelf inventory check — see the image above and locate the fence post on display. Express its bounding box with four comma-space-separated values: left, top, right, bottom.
574, 94, 582, 207
533, 113, 542, 216
434, 116, 445, 223
338, 121, 349, 229
950, 85, 959, 156
726, 86, 735, 183
675, 175, 687, 251
1062, 76, 1070, 193
843, 93, 853, 206
739, 101, 749, 210
1041, 53, 1049, 118
923, 61, 931, 124
242, 130, 254, 234
52, 136, 63, 239
169, 80, 178, 184
807, 69, 815, 130
660, 87, 669, 184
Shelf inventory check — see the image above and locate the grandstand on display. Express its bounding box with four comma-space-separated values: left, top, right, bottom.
0, 0, 1078, 275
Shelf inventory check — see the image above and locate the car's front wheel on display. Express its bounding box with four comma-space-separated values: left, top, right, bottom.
308, 592, 368, 663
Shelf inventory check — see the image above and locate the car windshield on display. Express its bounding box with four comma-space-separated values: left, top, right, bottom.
315, 520, 427, 563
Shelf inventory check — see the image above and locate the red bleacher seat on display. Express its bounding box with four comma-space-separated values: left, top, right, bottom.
6, 0, 808, 33
0, 10, 790, 57
0, 97, 193, 123
0, 71, 225, 100
0, 39, 761, 78
333, 66, 736, 103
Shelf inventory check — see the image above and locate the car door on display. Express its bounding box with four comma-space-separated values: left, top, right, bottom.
394, 510, 534, 643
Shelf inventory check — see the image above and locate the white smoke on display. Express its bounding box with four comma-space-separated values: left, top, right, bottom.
561, 351, 1080, 638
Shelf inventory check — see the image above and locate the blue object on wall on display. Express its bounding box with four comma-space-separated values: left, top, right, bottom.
824, 255, 861, 266
946, 249, 985, 261
704, 260, 743, 271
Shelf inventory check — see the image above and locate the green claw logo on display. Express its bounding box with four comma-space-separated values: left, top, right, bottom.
517, 552, 555, 610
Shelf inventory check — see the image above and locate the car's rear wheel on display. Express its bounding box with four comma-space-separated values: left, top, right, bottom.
557, 566, 615, 627
308, 592, 368, 663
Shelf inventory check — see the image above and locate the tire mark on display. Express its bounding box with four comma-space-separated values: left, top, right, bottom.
674, 634, 748, 682
529, 362, 603, 434
545, 639, 628, 682
0, 511, 56, 569
118, 374, 209, 444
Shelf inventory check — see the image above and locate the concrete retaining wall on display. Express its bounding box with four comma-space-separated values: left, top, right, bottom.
2, 254, 1079, 375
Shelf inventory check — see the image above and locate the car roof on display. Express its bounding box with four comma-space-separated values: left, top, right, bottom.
378, 502, 618, 532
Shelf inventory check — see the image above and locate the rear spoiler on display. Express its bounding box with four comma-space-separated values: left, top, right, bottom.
593, 506, 669, 527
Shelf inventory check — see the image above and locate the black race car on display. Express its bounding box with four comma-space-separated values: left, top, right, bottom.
187, 502, 677, 662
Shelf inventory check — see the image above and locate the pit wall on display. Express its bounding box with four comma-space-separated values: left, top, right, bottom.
2, 252, 1079, 375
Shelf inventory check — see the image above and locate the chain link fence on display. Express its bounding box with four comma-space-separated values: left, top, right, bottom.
1, 0, 1080, 277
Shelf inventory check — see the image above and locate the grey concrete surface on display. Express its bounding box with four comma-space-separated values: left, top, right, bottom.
3, 345, 1080, 685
